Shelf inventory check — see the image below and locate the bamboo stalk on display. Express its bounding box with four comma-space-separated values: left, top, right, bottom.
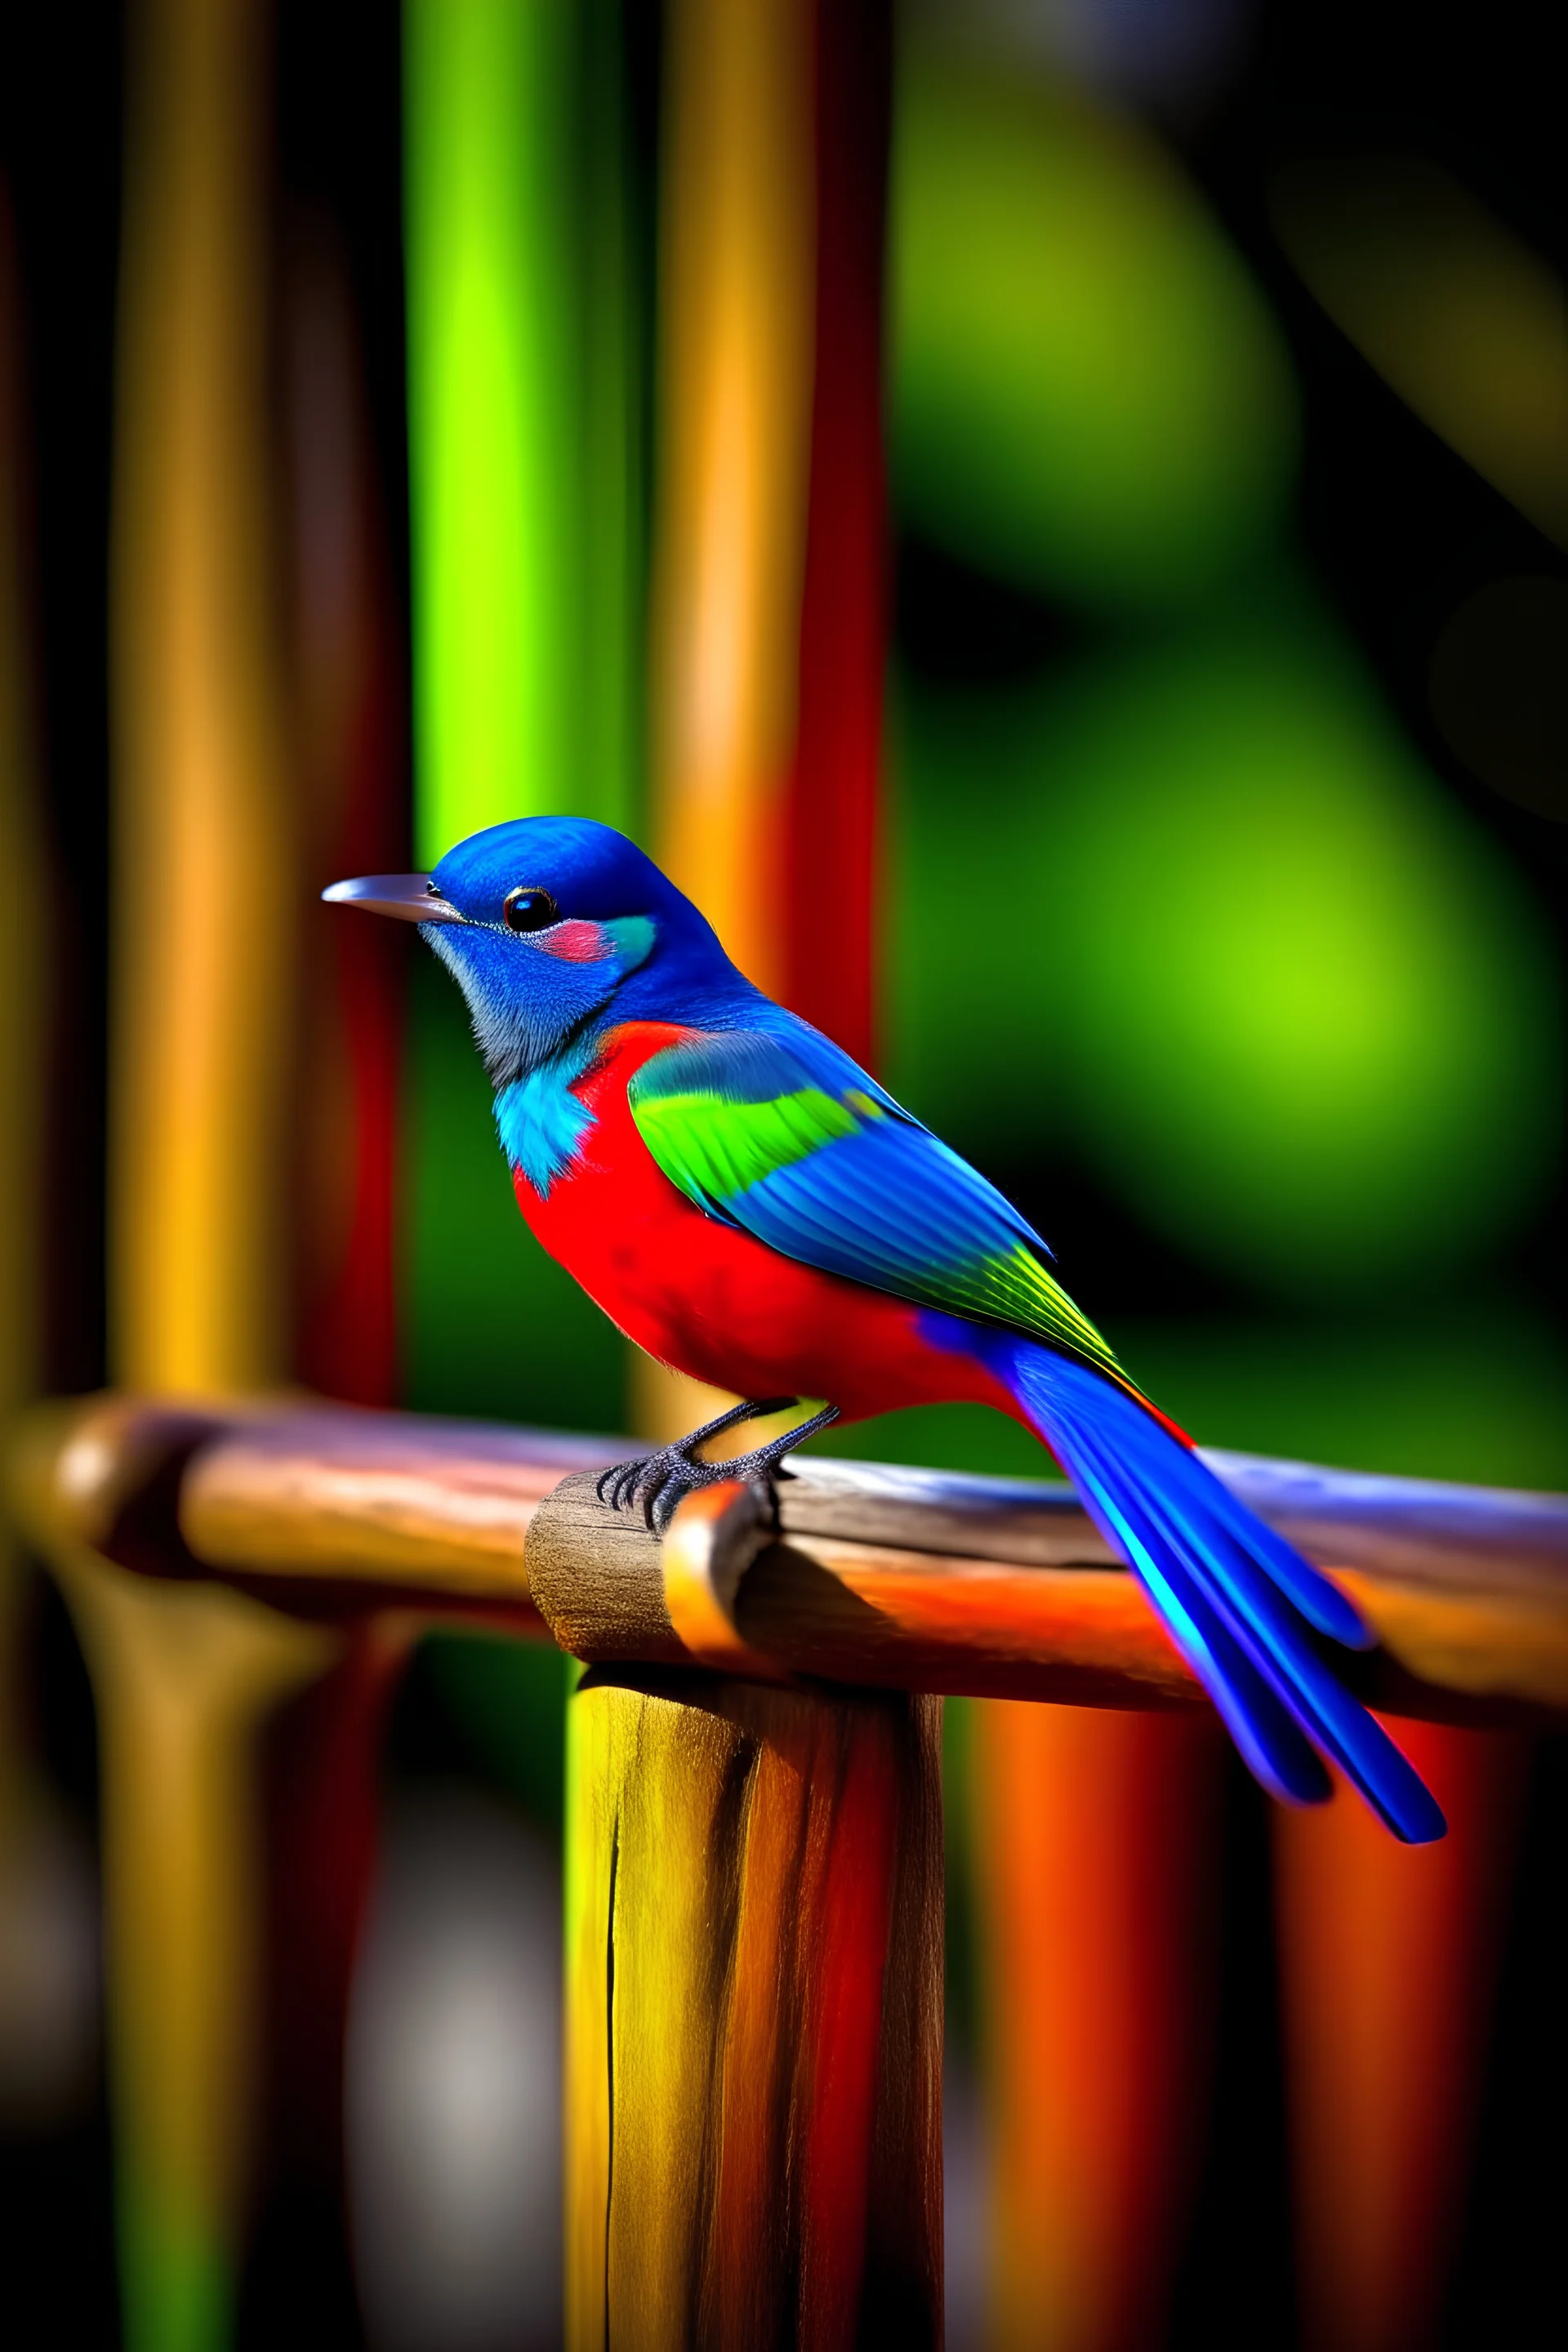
1275, 1722, 1525, 2352
97, 2, 325, 2333
783, 0, 892, 1072
636, 0, 817, 1451
110, 0, 294, 1396
648, 0, 815, 994
972, 1704, 1217, 2352
284, 229, 407, 1410
563, 1665, 942, 2350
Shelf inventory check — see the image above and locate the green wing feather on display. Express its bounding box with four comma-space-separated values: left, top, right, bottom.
629, 1027, 1132, 1389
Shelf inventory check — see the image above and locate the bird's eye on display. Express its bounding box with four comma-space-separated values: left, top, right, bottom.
503, 886, 560, 933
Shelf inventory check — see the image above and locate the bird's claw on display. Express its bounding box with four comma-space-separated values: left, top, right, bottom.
595, 1399, 840, 1538
594, 1442, 742, 1535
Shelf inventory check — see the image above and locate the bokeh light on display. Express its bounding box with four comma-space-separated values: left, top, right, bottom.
1272, 147, 1568, 551
893, 592, 1560, 1298
893, 42, 1297, 612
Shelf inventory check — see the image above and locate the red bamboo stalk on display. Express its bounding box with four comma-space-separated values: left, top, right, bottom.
285, 233, 406, 1409
782, 0, 892, 1071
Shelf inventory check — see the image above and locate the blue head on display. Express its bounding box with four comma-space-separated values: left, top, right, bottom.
324, 816, 746, 1087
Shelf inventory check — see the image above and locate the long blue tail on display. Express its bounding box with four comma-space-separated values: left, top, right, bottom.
992, 1337, 1445, 1842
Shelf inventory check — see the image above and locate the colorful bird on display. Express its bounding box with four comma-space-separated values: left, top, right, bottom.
327, 816, 1444, 1842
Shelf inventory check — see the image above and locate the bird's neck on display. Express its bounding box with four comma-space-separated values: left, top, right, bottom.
612, 953, 766, 1032
492, 1026, 602, 1197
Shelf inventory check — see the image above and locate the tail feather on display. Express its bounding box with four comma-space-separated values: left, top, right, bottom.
1001, 1340, 1446, 1844
1198, 1473, 1371, 1650
1064, 1422, 1331, 1806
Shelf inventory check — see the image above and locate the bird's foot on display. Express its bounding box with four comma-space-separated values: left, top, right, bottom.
595, 1398, 840, 1537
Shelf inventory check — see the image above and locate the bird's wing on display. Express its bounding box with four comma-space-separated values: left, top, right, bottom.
626, 1021, 1128, 1386
628, 1021, 1446, 1842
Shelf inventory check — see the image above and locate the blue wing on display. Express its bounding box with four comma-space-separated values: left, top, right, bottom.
627, 1016, 1129, 1383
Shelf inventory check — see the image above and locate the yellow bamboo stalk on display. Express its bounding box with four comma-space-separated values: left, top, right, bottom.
564, 1668, 942, 2350
110, 0, 295, 1395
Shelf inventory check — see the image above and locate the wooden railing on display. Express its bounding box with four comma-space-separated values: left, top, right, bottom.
20, 1392, 1568, 1699
10, 1391, 1568, 2349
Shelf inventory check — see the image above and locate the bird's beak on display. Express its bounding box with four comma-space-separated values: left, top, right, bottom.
321, 873, 466, 924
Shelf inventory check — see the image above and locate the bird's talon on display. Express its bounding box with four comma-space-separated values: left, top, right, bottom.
593, 1401, 838, 1539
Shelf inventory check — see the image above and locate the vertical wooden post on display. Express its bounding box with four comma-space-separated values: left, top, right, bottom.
1275, 1720, 1523, 2352
971, 1702, 1218, 2352
564, 1668, 944, 2351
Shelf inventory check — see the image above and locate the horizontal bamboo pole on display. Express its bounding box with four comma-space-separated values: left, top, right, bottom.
9, 1394, 1568, 1713
8, 1393, 615, 1626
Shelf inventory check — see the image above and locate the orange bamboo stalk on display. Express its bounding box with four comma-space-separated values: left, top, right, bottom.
1275, 1720, 1525, 2352
648, 0, 815, 993
638, 0, 817, 1446
972, 1704, 1218, 2352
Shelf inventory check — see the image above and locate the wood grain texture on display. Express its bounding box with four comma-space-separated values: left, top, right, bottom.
180, 1409, 615, 1600
525, 1468, 687, 1664
528, 1467, 1568, 1717
564, 1668, 942, 2352
778, 1450, 1568, 1598
8, 1396, 614, 1625
10, 1397, 1568, 1711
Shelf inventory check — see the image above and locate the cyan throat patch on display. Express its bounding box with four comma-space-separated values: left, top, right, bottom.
494, 1036, 598, 1197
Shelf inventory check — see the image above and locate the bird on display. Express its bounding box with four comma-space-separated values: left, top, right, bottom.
326, 814, 1445, 1843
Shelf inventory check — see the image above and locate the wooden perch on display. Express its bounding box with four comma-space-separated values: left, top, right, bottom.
564, 1669, 943, 2348
9, 1392, 1568, 1716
